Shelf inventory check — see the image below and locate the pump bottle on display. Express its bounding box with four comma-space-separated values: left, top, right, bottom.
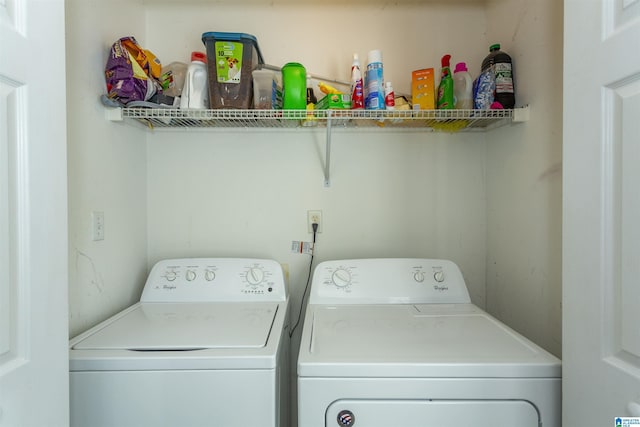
350, 53, 364, 110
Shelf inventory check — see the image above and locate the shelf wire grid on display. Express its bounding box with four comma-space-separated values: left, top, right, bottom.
120, 108, 514, 131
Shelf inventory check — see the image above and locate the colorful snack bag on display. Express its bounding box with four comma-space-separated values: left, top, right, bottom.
105, 36, 162, 105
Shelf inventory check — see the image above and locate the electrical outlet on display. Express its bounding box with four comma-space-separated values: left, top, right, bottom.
307, 210, 323, 233
92, 211, 105, 241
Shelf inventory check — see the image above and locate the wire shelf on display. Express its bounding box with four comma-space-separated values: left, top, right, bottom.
118, 108, 518, 131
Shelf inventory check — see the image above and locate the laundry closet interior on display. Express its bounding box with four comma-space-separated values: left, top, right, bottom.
65, 0, 562, 415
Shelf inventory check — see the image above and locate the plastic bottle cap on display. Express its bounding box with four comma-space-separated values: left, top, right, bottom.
353, 53, 360, 65
191, 51, 206, 62
454, 62, 468, 73
283, 62, 305, 70
441, 54, 451, 67
385, 81, 392, 88
490, 44, 501, 51
367, 49, 382, 65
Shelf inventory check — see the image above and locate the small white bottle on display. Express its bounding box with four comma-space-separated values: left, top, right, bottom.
453, 62, 473, 109
180, 51, 209, 109
384, 81, 395, 110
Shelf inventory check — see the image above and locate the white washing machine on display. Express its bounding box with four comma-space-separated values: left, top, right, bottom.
70, 258, 289, 427
297, 258, 561, 427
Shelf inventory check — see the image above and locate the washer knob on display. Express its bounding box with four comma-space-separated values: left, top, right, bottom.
337, 410, 355, 426
434, 270, 445, 283
205, 270, 216, 281
413, 271, 425, 282
331, 268, 352, 288
165, 271, 177, 282
186, 270, 196, 281
246, 267, 264, 286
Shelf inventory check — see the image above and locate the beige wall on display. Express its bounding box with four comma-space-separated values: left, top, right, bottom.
66, 0, 562, 362
66, 0, 149, 337
484, 0, 563, 356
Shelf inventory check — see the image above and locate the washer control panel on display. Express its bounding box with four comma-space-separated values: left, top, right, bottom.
141, 258, 286, 303
310, 258, 470, 305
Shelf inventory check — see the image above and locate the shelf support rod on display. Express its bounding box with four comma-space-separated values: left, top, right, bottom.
324, 111, 332, 187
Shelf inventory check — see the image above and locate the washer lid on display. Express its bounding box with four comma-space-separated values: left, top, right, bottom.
72, 303, 279, 351
299, 304, 561, 378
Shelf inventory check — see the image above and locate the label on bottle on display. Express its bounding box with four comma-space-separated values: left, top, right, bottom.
385, 91, 395, 108
365, 66, 384, 110
351, 76, 364, 109
215, 41, 244, 84
494, 63, 513, 94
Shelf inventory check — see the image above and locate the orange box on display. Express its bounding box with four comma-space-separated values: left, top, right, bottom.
411, 68, 435, 110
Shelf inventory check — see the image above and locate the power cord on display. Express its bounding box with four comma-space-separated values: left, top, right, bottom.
289, 222, 318, 338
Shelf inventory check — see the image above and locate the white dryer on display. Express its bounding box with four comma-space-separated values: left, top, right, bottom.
70, 258, 289, 427
297, 258, 561, 427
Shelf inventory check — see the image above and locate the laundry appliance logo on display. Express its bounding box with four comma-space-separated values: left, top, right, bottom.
433, 285, 449, 292
616, 417, 640, 426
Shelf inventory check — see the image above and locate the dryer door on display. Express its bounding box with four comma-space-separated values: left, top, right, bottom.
326, 399, 539, 427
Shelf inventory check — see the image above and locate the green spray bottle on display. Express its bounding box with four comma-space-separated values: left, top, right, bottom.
437, 54, 454, 109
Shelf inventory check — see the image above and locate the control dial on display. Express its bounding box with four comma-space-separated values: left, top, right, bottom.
331, 268, 352, 288
246, 267, 265, 286
186, 270, 196, 281
205, 270, 216, 281
434, 270, 445, 283
165, 271, 177, 281
413, 271, 425, 282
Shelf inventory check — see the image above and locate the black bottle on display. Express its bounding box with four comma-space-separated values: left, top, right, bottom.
481, 43, 515, 109
306, 76, 317, 105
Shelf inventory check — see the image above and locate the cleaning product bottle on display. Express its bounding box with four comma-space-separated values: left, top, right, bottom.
306, 75, 317, 106
436, 54, 454, 110
350, 53, 364, 110
384, 81, 395, 110
180, 52, 208, 109
282, 62, 307, 110
365, 50, 385, 110
453, 62, 473, 109
481, 43, 515, 109
303, 75, 318, 126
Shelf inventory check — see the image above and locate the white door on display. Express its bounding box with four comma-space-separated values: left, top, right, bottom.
564, 0, 640, 425
0, 0, 68, 425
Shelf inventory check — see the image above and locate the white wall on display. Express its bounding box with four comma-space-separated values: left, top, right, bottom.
145, 128, 488, 304
484, 0, 563, 356
65, 0, 561, 358
142, 3, 490, 383
144, 2, 489, 98
66, 0, 149, 337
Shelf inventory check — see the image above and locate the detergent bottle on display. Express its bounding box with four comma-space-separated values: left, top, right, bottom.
282, 62, 307, 110
437, 54, 454, 109
453, 62, 473, 109
180, 52, 208, 109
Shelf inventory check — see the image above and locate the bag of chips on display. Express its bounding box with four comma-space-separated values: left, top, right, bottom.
105, 36, 162, 105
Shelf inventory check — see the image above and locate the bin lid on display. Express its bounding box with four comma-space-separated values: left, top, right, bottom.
201, 32, 264, 65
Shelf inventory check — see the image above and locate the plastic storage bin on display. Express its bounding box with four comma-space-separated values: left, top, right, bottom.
252, 69, 281, 109
201, 32, 264, 109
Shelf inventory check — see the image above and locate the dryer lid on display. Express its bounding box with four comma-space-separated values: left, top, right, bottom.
299, 303, 561, 378
72, 302, 279, 351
